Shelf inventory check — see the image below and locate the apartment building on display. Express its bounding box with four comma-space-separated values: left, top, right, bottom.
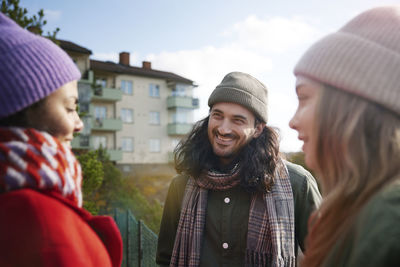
60, 40, 198, 175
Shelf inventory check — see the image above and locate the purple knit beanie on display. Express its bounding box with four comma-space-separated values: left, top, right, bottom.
294, 6, 400, 115
0, 12, 81, 119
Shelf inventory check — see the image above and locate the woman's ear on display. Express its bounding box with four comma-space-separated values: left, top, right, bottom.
254, 122, 266, 138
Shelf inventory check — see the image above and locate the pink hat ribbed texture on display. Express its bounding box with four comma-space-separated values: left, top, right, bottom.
294, 6, 400, 115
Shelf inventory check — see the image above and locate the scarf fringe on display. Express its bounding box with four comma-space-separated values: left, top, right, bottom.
245, 249, 297, 267
171, 160, 295, 267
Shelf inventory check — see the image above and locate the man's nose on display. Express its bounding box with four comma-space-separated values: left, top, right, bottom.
217, 119, 232, 135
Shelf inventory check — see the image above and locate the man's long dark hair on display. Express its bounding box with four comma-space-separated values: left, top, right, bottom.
174, 116, 281, 192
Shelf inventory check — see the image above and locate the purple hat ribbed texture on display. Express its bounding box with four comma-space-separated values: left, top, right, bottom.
0, 12, 81, 119
294, 6, 400, 115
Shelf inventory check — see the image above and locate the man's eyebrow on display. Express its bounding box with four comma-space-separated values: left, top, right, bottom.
210, 108, 223, 113
233, 114, 248, 121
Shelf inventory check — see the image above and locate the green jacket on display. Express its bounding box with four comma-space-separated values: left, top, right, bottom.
156, 161, 321, 266
323, 182, 400, 267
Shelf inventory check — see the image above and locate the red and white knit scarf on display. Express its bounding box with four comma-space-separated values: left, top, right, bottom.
170, 160, 296, 267
0, 127, 82, 207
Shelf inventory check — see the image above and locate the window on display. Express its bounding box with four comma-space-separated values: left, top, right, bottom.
94, 106, 107, 119
149, 111, 160, 125
121, 108, 133, 123
172, 84, 187, 97
121, 80, 133, 95
122, 137, 134, 152
149, 84, 160, 97
80, 103, 89, 113
94, 106, 107, 127
173, 108, 188, 124
93, 136, 107, 149
171, 138, 180, 150
80, 135, 90, 147
122, 165, 131, 172
149, 139, 161, 152
95, 78, 107, 88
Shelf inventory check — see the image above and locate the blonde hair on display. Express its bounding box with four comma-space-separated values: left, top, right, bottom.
302, 85, 400, 267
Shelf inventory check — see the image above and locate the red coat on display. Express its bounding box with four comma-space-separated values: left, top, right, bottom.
0, 188, 123, 267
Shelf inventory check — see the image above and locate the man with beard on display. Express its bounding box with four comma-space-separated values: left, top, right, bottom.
156, 72, 321, 267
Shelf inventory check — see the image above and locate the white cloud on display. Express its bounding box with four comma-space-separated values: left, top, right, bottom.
223, 15, 321, 53
148, 44, 274, 125
44, 9, 62, 21
93, 15, 321, 151
144, 15, 321, 151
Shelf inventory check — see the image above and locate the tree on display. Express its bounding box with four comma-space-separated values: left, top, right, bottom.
77, 150, 104, 214
286, 151, 321, 191
77, 148, 163, 233
1, 0, 59, 39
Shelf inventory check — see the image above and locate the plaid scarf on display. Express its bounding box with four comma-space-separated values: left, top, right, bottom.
170, 160, 295, 267
0, 127, 82, 207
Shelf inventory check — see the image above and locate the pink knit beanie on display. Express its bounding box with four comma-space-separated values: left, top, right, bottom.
0, 12, 81, 119
294, 6, 400, 115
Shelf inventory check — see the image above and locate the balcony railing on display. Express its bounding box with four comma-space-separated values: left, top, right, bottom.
92, 87, 122, 102
167, 96, 199, 109
71, 135, 122, 162
92, 117, 123, 131
167, 123, 193, 135
71, 135, 91, 149
108, 149, 123, 161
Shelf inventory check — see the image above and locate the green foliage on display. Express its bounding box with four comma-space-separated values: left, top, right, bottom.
286, 152, 308, 170
1, 0, 31, 28
286, 151, 321, 190
1, 0, 59, 40
77, 148, 163, 233
78, 150, 104, 192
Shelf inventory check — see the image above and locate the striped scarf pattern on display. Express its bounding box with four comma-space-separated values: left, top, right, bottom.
170, 160, 295, 267
0, 127, 82, 207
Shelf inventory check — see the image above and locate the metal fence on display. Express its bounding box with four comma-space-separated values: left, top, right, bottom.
112, 209, 158, 267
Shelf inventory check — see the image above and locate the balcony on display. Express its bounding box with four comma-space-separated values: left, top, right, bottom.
71, 135, 91, 150
92, 87, 122, 102
92, 117, 123, 131
108, 149, 123, 162
167, 96, 199, 109
78, 70, 94, 84
167, 123, 193, 135
71, 135, 122, 162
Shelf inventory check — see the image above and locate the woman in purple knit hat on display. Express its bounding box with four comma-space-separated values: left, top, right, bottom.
0, 12, 122, 266
289, 6, 400, 267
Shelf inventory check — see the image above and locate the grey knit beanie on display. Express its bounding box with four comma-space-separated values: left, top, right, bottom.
0, 12, 81, 119
294, 6, 400, 115
208, 72, 268, 122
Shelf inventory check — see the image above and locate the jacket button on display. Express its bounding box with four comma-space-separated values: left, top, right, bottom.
222, 242, 229, 249
224, 197, 230, 204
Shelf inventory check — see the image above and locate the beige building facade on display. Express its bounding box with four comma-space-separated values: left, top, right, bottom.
61, 41, 198, 174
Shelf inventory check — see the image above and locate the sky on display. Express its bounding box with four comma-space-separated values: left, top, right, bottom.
22, 0, 400, 152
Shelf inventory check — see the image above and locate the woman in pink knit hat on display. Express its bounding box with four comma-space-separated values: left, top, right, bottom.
0, 13, 122, 266
289, 6, 400, 267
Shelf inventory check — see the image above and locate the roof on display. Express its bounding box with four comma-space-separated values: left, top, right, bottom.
90, 60, 194, 85
59, 39, 92, 55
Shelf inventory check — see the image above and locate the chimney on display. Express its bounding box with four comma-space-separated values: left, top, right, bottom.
119, 52, 130, 65
142, 61, 151, 70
